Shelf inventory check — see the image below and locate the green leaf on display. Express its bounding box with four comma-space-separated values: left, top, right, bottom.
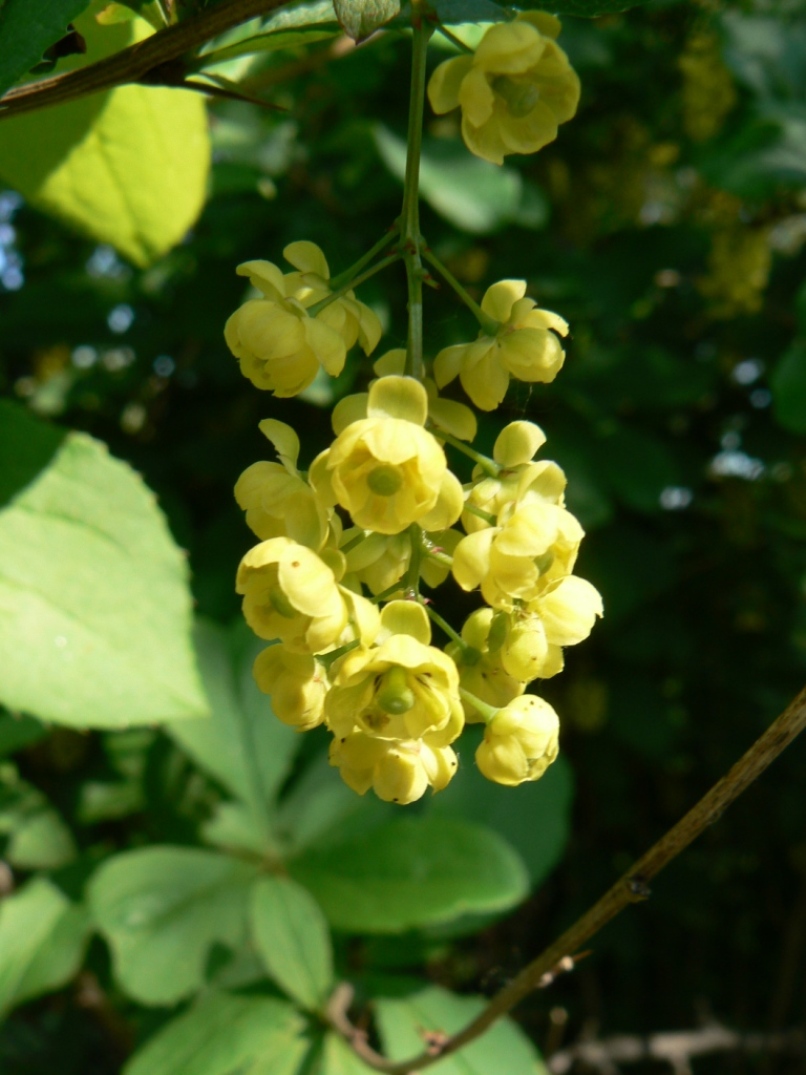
374, 126, 547, 234
251, 876, 333, 1010
88, 846, 258, 1004
6, 808, 77, 869
0, 402, 208, 728
318, 1033, 377, 1074
430, 736, 573, 886
334, 0, 399, 40
0, 878, 90, 1017
771, 340, 806, 433
123, 991, 310, 1075
0, 6, 210, 267
261, 0, 338, 32
0, 0, 92, 97
290, 817, 529, 933
0, 713, 47, 756
169, 621, 300, 844
375, 984, 549, 1074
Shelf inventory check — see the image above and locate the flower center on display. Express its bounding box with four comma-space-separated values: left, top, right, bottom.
367, 464, 404, 496
376, 667, 415, 715
490, 76, 540, 118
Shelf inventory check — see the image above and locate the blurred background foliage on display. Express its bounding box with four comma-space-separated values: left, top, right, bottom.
1, 0, 806, 1070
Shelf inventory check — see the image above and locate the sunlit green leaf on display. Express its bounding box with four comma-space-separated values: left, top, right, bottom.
0, 5, 210, 266
251, 876, 333, 1010
0, 402, 208, 728
0, 878, 90, 1017
123, 991, 309, 1075
88, 847, 258, 1004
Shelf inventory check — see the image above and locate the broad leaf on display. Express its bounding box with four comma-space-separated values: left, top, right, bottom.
0, 5, 210, 267
0, 0, 92, 97
0, 402, 208, 728
290, 817, 529, 933
318, 1034, 377, 1074
375, 984, 549, 1074
772, 340, 806, 433
88, 846, 258, 1004
0, 878, 90, 1017
123, 991, 310, 1075
430, 738, 573, 886
170, 620, 299, 847
251, 876, 333, 1010
334, 0, 399, 41
374, 126, 548, 234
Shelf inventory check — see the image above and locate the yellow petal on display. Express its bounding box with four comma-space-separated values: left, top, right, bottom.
419, 470, 464, 532
236, 259, 286, 298
380, 601, 432, 645
367, 375, 428, 426
482, 279, 526, 321
493, 420, 546, 466
258, 418, 301, 472
427, 55, 473, 115
332, 392, 369, 435
433, 343, 466, 389
283, 240, 330, 279
304, 316, 346, 376
457, 65, 496, 128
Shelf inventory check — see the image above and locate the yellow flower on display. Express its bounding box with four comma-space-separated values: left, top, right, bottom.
463, 420, 567, 534
498, 575, 601, 682
476, 694, 559, 786
225, 260, 345, 397
329, 732, 458, 804
452, 499, 584, 608
252, 645, 328, 731
236, 536, 379, 653
225, 242, 382, 397
234, 419, 333, 549
447, 608, 525, 721
434, 280, 569, 411
282, 241, 382, 355
311, 376, 464, 535
326, 603, 464, 744
427, 12, 580, 166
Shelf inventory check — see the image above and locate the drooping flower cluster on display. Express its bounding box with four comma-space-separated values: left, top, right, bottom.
227, 19, 597, 804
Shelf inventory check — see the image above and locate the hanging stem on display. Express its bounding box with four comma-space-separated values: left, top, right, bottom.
330, 226, 402, 291
422, 247, 500, 336
424, 602, 467, 650
438, 429, 501, 477
308, 253, 401, 317
401, 7, 433, 380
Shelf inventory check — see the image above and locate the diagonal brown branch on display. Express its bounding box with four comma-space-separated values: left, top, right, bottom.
328, 683, 806, 1074
0, 0, 294, 121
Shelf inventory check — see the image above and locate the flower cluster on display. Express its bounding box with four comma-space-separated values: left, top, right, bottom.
227, 20, 598, 804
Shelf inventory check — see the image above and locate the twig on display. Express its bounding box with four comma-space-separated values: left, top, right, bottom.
548, 1024, 806, 1074
327, 684, 806, 1073
0, 0, 294, 121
